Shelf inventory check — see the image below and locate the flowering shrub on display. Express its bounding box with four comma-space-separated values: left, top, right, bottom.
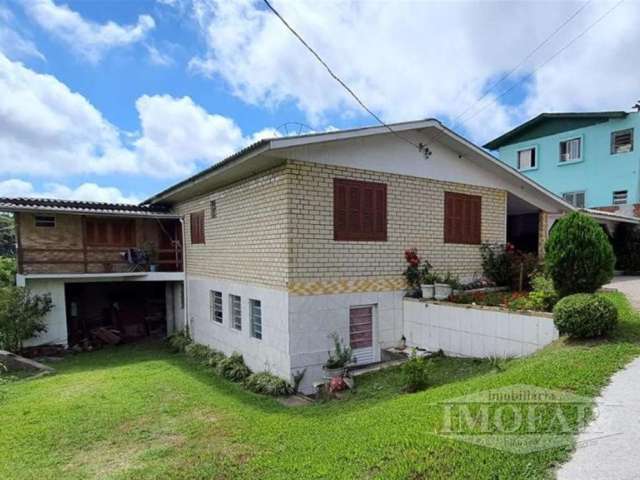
402, 248, 432, 295
480, 243, 538, 290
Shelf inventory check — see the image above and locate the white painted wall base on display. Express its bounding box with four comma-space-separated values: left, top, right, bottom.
186, 275, 291, 379
23, 278, 68, 347
289, 289, 404, 394
403, 299, 558, 358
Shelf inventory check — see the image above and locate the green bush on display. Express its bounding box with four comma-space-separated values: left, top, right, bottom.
545, 212, 615, 297
185, 343, 213, 364
0, 257, 16, 287
206, 350, 226, 368
244, 371, 294, 396
217, 352, 251, 382
553, 294, 618, 339
167, 330, 192, 353
480, 244, 538, 290
0, 286, 53, 352
401, 349, 430, 393
519, 274, 558, 312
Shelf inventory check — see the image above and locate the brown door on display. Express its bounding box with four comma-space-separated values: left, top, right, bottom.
350, 306, 375, 364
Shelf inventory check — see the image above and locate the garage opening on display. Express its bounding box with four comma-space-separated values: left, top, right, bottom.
65, 282, 168, 347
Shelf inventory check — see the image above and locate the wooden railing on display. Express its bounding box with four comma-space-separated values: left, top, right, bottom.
19, 246, 183, 274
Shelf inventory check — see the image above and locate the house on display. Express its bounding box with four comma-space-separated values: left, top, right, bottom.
3, 119, 637, 393
0, 198, 185, 347
484, 111, 640, 216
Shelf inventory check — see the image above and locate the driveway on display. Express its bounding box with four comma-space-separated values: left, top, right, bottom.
603, 276, 640, 309
557, 276, 640, 480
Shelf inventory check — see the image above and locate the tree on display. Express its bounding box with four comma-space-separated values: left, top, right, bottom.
0, 214, 16, 257
545, 212, 615, 297
0, 287, 53, 352
0, 257, 16, 287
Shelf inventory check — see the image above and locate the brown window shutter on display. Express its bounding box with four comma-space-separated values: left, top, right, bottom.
444, 192, 481, 244
334, 180, 347, 239
334, 178, 387, 241
190, 211, 205, 244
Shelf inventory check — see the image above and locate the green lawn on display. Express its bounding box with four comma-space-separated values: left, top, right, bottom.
2, 292, 640, 480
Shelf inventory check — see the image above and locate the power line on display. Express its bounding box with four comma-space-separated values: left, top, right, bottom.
451, 0, 592, 128
424, 0, 623, 150
262, 0, 429, 155
463, 0, 624, 126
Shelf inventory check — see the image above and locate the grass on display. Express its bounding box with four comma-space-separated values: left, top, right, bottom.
1, 292, 639, 479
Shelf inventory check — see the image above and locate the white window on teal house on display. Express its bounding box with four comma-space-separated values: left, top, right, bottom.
230, 294, 241, 330
562, 191, 585, 208
517, 147, 536, 170
559, 137, 581, 162
611, 129, 634, 154
613, 190, 628, 205
250, 299, 262, 340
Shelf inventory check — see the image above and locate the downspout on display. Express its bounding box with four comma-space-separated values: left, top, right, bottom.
179, 216, 190, 335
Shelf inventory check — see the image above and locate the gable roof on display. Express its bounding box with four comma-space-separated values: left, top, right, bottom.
143, 120, 437, 204
483, 111, 628, 150
143, 118, 579, 213
0, 197, 178, 218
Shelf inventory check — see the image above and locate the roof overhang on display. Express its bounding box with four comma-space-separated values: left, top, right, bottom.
143, 120, 440, 205
0, 202, 180, 219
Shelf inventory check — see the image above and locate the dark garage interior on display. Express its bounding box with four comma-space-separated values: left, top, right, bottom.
65, 282, 167, 347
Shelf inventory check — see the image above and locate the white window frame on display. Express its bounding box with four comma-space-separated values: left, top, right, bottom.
250, 299, 262, 340
562, 191, 586, 208
210, 290, 223, 323
558, 136, 582, 163
516, 146, 537, 171
229, 294, 242, 331
613, 190, 628, 205
611, 129, 634, 155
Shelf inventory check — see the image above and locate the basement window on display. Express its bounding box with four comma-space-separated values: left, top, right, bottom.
562, 191, 585, 208
210, 290, 223, 323
250, 299, 262, 340
613, 190, 628, 205
34, 215, 55, 228
611, 129, 633, 154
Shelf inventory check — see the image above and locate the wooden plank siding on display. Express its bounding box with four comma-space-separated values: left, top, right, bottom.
17, 213, 183, 274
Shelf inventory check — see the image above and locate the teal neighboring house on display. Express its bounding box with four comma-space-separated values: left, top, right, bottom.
484, 111, 639, 215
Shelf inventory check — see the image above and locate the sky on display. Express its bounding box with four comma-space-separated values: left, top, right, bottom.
0, 0, 638, 204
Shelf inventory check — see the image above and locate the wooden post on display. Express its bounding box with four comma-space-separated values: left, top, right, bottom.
81, 215, 88, 273
15, 212, 23, 274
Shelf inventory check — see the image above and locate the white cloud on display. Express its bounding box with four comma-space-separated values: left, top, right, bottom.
0, 52, 139, 176
133, 94, 277, 176
146, 44, 173, 66
0, 178, 140, 204
24, 0, 155, 63
0, 5, 45, 61
188, 0, 640, 144
0, 52, 276, 179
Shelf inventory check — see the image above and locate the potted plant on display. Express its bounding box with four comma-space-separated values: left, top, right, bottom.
420, 271, 438, 300
402, 248, 421, 297
142, 241, 159, 272
435, 272, 460, 300
323, 332, 353, 377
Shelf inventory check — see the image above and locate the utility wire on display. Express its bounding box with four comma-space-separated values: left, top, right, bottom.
463, 0, 624, 125
451, 0, 592, 127
424, 0, 624, 150
262, 0, 427, 153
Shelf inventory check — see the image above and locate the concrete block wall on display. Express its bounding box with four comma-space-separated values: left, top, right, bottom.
403, 299, 559, 358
